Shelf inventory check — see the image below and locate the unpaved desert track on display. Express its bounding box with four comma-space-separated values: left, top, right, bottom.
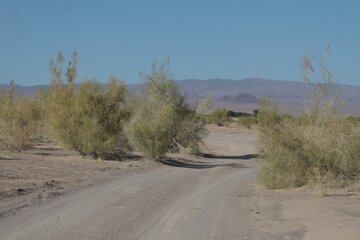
1, 126, 358, 240
0, 164, 257, 240
0, 127, 267, 240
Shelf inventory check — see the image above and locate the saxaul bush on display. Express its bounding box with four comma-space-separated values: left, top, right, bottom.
0, 80, 43, 151
258, 47, 360, 189
127, 62, 207, 160
209, 108, 231, 126
47, 51, 130, 158
237, 115, 257, 129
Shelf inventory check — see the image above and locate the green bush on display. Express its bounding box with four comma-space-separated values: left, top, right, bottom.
237, 116, 257, 128
258, 108, 360, 189
195, 97, 213, 123
127, 62, 206, 160
258, 49, 360, 189
347, 116, 360, 126
47, 51, 130, 158
210, 108, 231, 126
0, 81, 43, 151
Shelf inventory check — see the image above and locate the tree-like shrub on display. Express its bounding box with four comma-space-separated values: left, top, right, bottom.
237, 116, 257, 129
47, 51, 130, 158
0, 81, 43, 151
210, 108, 230, 126
258, 48, 360, 189
127, 62, 206, 160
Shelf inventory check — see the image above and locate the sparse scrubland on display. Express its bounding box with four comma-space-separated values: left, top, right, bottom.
1, 51, 360, 240
258, 49, 360, 189
1, 49, 359, 191
0, 53, 205, 161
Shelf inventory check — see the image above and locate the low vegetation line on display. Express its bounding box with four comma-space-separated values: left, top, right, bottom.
0, 52, 206, 162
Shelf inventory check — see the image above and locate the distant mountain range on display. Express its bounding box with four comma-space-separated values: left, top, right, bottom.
1, 78, 359, 114
219, 93, 259, 104
174, 78, 360, 114
0, 84, 49, 96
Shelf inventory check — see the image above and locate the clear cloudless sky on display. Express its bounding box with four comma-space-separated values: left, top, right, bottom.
0, 0, 359, 85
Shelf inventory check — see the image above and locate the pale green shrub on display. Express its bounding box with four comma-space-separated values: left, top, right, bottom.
258, 108, 360, 188
258, 48, 360, 189
210, 108, 230, 126
127, 62, 206, 160
237, 116, 257, 128
0, 81, 43, 151
47, 51, 130, 158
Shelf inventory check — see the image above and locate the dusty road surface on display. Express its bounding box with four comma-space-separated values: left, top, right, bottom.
0, 140, 157, 218
0, 125, 359, 240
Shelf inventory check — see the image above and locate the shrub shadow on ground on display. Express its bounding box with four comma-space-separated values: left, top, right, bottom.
160, 158, 247, 169
103, 152, 143, 161
197, 153, 258, 160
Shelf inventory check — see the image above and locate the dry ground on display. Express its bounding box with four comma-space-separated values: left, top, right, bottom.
0, 140, 158, 218
0, 125, 359, 239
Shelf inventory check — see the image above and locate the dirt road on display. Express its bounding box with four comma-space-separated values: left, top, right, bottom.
0, 126, 359, 240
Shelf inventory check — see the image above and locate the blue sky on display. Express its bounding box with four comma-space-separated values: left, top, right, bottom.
0, 0, 359, 86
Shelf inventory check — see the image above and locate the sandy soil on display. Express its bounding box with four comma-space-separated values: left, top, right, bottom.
0, 139, 158, 218
0, 125, 359, 239
258, 188, 360, 240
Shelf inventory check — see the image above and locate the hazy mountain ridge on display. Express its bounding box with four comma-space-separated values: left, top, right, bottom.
219, 93, 259, 104
1, 78, 359, 114
0, 84, 49, 96
177, 78, 360, 100
175, 78, 360, 114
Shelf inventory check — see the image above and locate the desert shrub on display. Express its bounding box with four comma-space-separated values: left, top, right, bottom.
237, 115, 257, 128
228, 110, 253, 118
127, 62, 206, 160
47, 51, 130, 158
210, 108, 231, 126
196, 97, 212, 115
0, 81, 43, 151
195, 97, 213, 123
258, 109, 360, 189
347, 116, 360, 126
258, 48, 360, 189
